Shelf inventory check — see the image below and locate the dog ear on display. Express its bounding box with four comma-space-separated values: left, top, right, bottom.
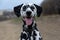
34, 4, 42, 17
14, 4, 23, 17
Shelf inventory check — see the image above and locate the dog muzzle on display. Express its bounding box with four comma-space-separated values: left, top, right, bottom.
23, 17, 33, 25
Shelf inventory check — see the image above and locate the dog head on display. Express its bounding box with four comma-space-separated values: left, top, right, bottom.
14, 3, 42, 25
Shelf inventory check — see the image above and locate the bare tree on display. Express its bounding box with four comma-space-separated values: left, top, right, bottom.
41, 0, 60, 15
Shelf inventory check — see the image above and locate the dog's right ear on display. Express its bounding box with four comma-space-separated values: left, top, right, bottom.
34, 4, 42, 17
14, 4, 23, 17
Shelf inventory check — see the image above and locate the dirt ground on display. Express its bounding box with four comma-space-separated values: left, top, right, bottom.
0, 15, 60, 40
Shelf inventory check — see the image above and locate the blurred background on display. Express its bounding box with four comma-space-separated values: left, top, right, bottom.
0, 0, 60, 21
0, 0, 60, 40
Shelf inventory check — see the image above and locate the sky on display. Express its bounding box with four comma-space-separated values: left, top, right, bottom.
0, 0, 44, 10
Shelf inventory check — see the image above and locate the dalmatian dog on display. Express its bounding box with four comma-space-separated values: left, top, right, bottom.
14, 3, 42, 40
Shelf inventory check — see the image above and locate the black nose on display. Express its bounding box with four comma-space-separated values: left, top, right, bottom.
26, 11, 32, 17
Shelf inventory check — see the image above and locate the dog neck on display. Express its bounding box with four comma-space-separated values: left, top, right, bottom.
22, 20, 37, 36
22, 20, 38, 33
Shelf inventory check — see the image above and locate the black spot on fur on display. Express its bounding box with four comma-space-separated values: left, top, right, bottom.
33, 31, 37, 36
20, 32, 27, 40
14, 4, 23, 17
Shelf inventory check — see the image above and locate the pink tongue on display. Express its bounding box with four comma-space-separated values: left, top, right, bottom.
25, 18, 32, 25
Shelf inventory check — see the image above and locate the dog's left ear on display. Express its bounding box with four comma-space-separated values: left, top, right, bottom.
14, 4, 23, 17
34, 4, 42, 17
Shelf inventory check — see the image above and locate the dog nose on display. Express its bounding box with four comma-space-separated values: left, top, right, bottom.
26, 11, 32, 16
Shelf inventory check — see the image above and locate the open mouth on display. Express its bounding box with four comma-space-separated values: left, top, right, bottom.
23, 16, 33, 25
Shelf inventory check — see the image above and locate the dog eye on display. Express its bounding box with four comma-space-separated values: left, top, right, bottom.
30, 6, 35, 11
23, 6, 27, 11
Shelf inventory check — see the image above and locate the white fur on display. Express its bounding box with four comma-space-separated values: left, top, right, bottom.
20, 4, 37, 17
19, 38, 26, 40
35, 30, 42, 40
